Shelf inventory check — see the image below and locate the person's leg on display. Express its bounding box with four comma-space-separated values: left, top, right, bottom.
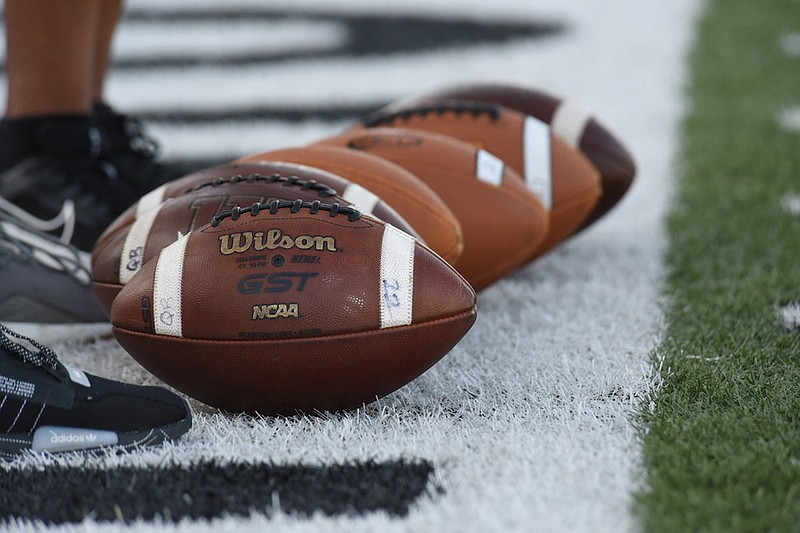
0, 0, 172, 251
4, 0, 98, 117
0, 0, 100, 173
89, 0, 173, 194
90, 0, 124, 104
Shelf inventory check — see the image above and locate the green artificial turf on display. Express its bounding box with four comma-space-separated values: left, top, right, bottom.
636, 0, 800, 531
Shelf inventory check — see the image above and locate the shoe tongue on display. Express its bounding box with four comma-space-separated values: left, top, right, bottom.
0, 326, 75, 409
37, 115, 101, 157
92, 101, 116, 120
0, 356, 75, 409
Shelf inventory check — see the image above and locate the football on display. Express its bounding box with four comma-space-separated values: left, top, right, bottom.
315, 128, 549, 291
235, 145, 463, 265
110, 199, 477, 414
92, 162, 418, 316
382, 82, 636, 230
352, 98, 601, 256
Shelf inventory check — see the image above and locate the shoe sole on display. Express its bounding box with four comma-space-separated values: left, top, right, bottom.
0, 405, 192, 460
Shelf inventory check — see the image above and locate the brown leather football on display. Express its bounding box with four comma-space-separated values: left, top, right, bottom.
352, 99, 601, 256
92, 162, 418, 316
110, 199, 477, 414
235, 145, 464, 265
315, 128, 549, 291
383, 82, 636, 231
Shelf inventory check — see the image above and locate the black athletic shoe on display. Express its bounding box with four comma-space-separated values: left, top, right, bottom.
0, 210, 107, 324
92, 102, 175, 193
0, 118, 140, 252
0, 325, 191, 459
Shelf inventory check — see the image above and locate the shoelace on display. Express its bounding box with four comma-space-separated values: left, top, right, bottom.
0, 324, 58, 371
122, 116, 160, 159
0, 214, 92, 285
211, 199, 362, 226
94, 102, 160, 160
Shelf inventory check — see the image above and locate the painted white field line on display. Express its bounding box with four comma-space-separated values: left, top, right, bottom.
782, 191, 800, 216
778, 106, 800, 132
778, 302, 800, 332
780, 32, 800, 57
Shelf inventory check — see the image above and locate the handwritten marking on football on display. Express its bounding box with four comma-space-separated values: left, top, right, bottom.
382, 279, 404, 316
158, 297, 176, 327
120, 203, 162, 283
153, 233, 189, 337
379, 225, 415, 328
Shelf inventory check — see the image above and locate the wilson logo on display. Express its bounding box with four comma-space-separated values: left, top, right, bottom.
220, 230, 337, 255
252, 303, 300, 320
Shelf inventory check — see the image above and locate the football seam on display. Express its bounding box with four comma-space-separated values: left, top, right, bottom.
180, 172, 339, 199
111, 307, 477, 343
361, 101, 502, 127
209, 199, 364, 228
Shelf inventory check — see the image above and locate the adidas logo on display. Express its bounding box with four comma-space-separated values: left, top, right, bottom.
49, 430, 99, 444
32, 426, 118, 452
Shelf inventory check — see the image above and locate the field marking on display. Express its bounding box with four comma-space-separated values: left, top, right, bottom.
781, 191, 800, 216
780, 32, 800, 57
778, 302, 800, 332
778, 106, 800, 132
